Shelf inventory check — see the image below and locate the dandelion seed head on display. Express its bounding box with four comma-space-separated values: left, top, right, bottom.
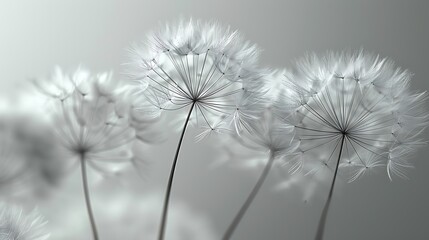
0, 203, 50, 240
33, 67, 154, 175
278, 50, 428, 181
125, 19, 267, 135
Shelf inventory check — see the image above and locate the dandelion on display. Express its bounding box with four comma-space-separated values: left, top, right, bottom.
277, 50, 428, 240
125, 19, 265, 240
220, 108, 295, 240
34, 67, 141, 240
0, 203, 50, 240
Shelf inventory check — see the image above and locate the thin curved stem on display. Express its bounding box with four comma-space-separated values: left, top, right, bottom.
222, 151, 275, 240
314, 134, 346, 240
158, 102, 195, 240
80, 155, 99, 240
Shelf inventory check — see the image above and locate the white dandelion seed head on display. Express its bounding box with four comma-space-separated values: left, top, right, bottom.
0, 203, 50, 240
277, 50, 428, 181
125, 19, 267, 135
33, 67, 153, 175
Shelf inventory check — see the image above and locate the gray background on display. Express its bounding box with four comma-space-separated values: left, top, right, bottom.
1, 1, 428, 239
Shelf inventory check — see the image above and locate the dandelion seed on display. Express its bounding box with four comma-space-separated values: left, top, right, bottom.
125, 19, 266, 240
339, 152, 385, 183
277, 50, 429, 240
0, 203, 50, 240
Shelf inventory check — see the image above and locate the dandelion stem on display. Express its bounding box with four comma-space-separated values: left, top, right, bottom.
80, 155, 100, 240
158, 102, 195, 240
315, 134, 346, 240
222, 151, 276, 240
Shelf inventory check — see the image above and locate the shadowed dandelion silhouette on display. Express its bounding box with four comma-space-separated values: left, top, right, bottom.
277, 50, 428, 240
125, 19, 265, 240
0, 203, 50, 240
33, 67, 143, 240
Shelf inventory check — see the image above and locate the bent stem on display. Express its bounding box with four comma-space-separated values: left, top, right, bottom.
80, 155, 99, 240
314, 134, 346, 240
222, 151, 275, 240
158, 102, 195, 240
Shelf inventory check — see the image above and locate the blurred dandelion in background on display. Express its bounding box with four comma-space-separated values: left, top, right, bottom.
220, 107, 295, 240
0, 203, 50, 240
276, 50, 429, 240
125, 19, 267, 240
32, 67, 152, 240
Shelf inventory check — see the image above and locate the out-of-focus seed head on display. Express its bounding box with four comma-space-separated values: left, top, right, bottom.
33, 67, 157, 175
0, 203, 50, 240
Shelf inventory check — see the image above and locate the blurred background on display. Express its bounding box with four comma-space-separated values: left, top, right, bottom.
0, 1, 428, 239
